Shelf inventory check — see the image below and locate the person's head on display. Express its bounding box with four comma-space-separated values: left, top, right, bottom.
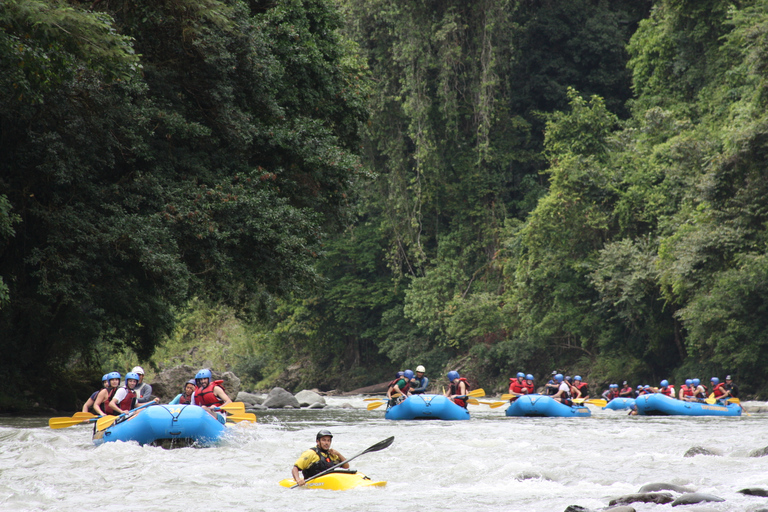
316, 429, 333, 450
107, 372, 121, 388
131, 366, 145, 383
195, 368, 212, 388
396, 371, 404, 378
574, 375, 582, 382
660, 379, 669, 388
517, 372, 525, 380
554, 373, 564, 383
184, 379, 196, 395
102, 374, 110, 388
565, 376, 573, 384
693, 378, 701, 387
447, 370, 460, 383
610, 383, 618, 390
622, 381, 628, 387
416, 365, 426, 376
725, 375, 732, 383
125, 372, 140, 389
526, 374, 534, 382
711, 377, 719, 386
643, 385, 650, 390
637, 385, 643, 390
685, 379, 692, 386
404, 369, 414, 380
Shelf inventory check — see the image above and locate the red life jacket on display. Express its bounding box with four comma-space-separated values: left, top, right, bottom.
195, 380, 226, 407
619, 386, 633, 397
575, 382, 588, 396
388, 378, 411, 395
694, 385, 707, 399
524, 381, 535, 394
660, 386, 674, 397
107, 387, 136, 415
509, 379, 526, 394
604, 390, 617, 400
712, 383, 727, 398
179, 393, 193, 405
100, 387, 119, 415
450, 378, 470, 408
680, 384, 693, 397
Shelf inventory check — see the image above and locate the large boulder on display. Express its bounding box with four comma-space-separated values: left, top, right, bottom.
749, 446, 768, 457
151, 365, 240, 403
609, 493, 674, 506
639, 483, 694, 493
684, 446, 721, 457
262, 387, 300, 409
295, 390, 326, 407
236, 392, 264, 406
670, 493, 725, 507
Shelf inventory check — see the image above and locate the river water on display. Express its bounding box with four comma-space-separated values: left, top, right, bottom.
1, 397, 767, 512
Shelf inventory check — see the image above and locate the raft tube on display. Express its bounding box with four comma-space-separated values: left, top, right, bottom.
603, 397, 636, 410
505, 394, 591, 418
385, 394, 470, 420
634, 393, 742, 416
279, 470, 386, 490
93, 404, 226, 446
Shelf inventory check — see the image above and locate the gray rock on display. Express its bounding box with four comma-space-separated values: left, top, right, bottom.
609, 492, 674, 506
739, 488, 768, 497
671, 493, 725, 507
151, 365, 240, 403
308, 402, 326, 409
246, 405, 267, 412
295, 390, 326, 407
639, 483, 694, 493
262, 387, 300, 409
516, 472, 553, 481
684, 446, 721, 457
236, 391, 264, 405
563, 506, 591, 512
340, 402, 354, 409
749, 446, 768, 457
605, 507, 636, 512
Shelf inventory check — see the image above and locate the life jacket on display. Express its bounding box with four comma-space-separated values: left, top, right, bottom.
660, 386, 674, 397
195, 380, 226, 407
524, 381, 535, 394
388, 378, 410, 395
604, 390, 617, 400
302, 447, 337, 478
100, 387, 119, 415
410, 376, 428, 394
619, 386, 633, 397
179, 393, 193, 405
107, 387, 136, 415
681, 385, 694, 397
575, 382, 588, 397
509, 378, 526, 394
450, 378, 470, 408
712, 383, 727, 398
694, 385, 707, 399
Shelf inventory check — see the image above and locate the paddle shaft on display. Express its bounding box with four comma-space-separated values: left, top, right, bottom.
291, 436, 395, 489
96, 401, 156, 431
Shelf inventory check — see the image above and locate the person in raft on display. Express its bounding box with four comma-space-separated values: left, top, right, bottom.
131, 366, 154, 404
82, 374, 110, 413
524, 374, 535, 394
409, 365, 429, 394
619, 381, 634, 399
387, 370, 412, 406
108, 372, 153, 416
678, 379, 694, 401
93, 372, 122, 416
551, 374, 572, 406
445, 370, 470, 408
658, 380, 675, 397
723, 375, 739, 399
691, 378, 707, 401
170, 379, 197, 405
710, 377, 727, 403
544, 371, 560, 396
573, 375, 589, 400
508, 372, 527, 401
291, 429, 349, 486
602, 383, 619, 402
193, 368, 232, 423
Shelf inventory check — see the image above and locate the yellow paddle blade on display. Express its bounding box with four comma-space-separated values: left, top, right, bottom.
218, 402, 245, 413
500, 393, 518, 401
467, 388, 485, 398
705, 396, 717, 405
364, 397, 384, 401
48, 417, 90, 429
96, 415, 118, 431
586, 399, 607, 407
367, 401, 386, 410
226, 413, 257, 423
467, 398, 479, 405
478, 401, 507, 408
727, 398, 741, 404
73, 412, 96, 420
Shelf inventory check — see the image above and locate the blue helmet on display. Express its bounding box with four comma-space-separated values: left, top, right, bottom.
574, 375, 582, 381
711, 377, 719, 385
107, 371, 121, 381
637, 385, 643, 389
195, 368, 212, 381
517, 372, 525, 379
396, 371, 404, 377
685, 379, 692, 386
125, 372, 140, 384
101, 374, 110, 383
526, 374, 534, 381
610, 383, 618, 389
692, 378, 700, 386
554, 373, 564, 382
644, 384, 650, 389
404, 369, 414, 380
660, 380, 669, 387
447, 370, 460, 381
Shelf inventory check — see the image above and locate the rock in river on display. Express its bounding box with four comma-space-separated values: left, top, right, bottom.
262, 387, 300, 409
609, 492, 674, 506
670, 493, 725, 507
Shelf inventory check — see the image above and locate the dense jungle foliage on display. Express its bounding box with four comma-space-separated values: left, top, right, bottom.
2, 0, 768, 409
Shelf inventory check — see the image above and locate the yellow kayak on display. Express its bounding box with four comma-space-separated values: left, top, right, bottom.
279, 470, 386, 490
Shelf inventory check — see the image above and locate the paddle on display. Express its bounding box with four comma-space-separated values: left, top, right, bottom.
96, 401, 157, 431
225, 412, 257, 423
573, 398, 607, 407
478, 400, 507, 408
501, 393, 520, 401
291, 436, 395, 489
214, 402, 246, 414
48, 416, 98, 430
367, 401, 387, 410
73, 412, 96, 420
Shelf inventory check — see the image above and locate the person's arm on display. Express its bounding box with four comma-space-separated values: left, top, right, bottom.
109, 389, 130, 415
292, 465, 305, 486
411, 377, 429, 394
82, 396, 95, 413
213, 386, 232, 405
292, 450, 320, 486
571, 386, 581, 399
93, 389, 109, 416
330, 449, 349, 469
169, 394, 181, 405
601, 390, 611, 400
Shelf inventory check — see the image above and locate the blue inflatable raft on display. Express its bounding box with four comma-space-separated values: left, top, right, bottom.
505, 394, 591, 418
385, 394, 470, 420
603, 397, 636, 410
634, 393, 742, 416
92, 404, 226, 446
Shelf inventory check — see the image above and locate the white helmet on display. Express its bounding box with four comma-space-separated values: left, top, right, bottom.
131, 366, 145, 375
416, 365, 426, 373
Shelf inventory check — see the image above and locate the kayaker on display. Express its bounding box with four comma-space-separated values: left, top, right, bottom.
410, 366, 429, 395
573, 375, 589, 400
524, 374, 535, 394
551, 374, 572, 406
544, 371, 560, 396
679, 379, 694, 400
711, 377, 727, 401
193, 368, 232, 423
723, 375, 739, 399
108, 371, 141, 415
291, 429, 349, 486
601, 384, 618, 401
619, 381, 633, 398
131, 366, 154, 404
658, 380, 675, 397
170, 379, 197, 405
93, 372, 122, 416
387, 370, 412, 406
508, 372, 527, 400
82, 374, 110, 413
445, 370, 470, 408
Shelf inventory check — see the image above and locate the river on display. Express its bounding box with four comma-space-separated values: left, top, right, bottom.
1, 397, 767, 512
